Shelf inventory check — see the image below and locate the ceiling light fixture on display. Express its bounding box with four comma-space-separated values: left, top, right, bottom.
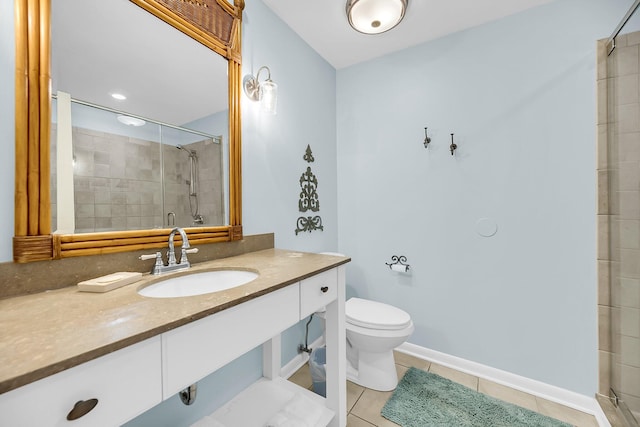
346, 0, 408, 35
243, 66, 278, 114
111, 93, 127, 101
117, 115, 146, 127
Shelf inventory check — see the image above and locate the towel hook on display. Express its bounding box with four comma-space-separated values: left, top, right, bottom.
423, 127, 431, 148
449, 133, 457, 156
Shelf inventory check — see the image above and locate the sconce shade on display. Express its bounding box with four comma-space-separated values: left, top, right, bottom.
243, 66, 278, 114
346, 0, 408, 34
260, 80, 278, 114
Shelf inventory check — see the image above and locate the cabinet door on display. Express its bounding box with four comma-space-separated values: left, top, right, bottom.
300, 268, 338, 319
162, 285, 299, 398
0, 337, 162, 427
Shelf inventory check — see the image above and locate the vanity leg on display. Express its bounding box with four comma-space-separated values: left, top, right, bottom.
262, 334, 282, 380
325, 266, 346, 427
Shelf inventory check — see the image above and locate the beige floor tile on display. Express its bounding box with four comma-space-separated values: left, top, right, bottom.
393, 350, 431, 371
350, 388, 401, 427
347, 414, 377, 427
287, 363, 313, 390
477, 378, 538, 412
288, 358, 601, 427
347, 380, 365, 412
428, 363, 479, 390
535, 397, 600, 427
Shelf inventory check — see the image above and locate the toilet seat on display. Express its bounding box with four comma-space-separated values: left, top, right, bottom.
346, 298, 412, 331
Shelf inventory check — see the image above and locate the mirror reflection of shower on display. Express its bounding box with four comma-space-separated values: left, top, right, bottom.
177, 145, 205, 225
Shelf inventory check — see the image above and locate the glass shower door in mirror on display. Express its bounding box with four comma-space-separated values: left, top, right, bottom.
51, 96, 225, 233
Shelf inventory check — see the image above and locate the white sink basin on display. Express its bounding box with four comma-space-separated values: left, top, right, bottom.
138, 270, 259, 298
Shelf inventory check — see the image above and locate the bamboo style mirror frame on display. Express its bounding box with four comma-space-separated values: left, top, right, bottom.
13, 0, 244, 263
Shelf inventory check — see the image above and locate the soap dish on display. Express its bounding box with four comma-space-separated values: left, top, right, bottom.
77, 272, 143, 293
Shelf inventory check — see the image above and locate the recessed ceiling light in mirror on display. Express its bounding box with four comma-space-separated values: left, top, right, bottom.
117, 115, 146, 126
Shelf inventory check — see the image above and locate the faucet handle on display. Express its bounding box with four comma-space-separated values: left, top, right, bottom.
140, 252, 164, 275
179, 247, 198, 265
139, 253, 159, 261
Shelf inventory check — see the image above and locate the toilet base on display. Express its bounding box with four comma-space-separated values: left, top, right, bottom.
346, 349, 398, 391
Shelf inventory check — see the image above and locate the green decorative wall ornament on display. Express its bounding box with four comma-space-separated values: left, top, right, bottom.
303, 144, 315, 163
296, 145, 323, 235
299, 167, 320, 212
295, 216, 324, 235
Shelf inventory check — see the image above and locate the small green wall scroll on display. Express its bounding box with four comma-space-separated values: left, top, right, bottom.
296, 145, 323, 235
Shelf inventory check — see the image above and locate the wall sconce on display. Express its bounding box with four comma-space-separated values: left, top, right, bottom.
346, 0, 408, 35
243, 66, 278, 114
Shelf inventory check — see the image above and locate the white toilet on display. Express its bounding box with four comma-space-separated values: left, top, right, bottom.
317, 253, 414, 391
344, 297, 414, 391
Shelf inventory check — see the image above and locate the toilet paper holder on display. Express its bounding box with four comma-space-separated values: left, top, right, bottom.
386, 255, 410, 272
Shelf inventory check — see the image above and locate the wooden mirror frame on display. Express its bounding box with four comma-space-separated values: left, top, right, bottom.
13, 0, 244, 263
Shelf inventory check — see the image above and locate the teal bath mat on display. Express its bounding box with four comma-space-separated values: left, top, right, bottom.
381, 368, 572, 427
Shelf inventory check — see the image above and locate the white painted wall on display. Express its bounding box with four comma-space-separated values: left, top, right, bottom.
336, 0, 628, 396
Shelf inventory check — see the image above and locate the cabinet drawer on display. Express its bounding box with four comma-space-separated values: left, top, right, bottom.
0, 336, 162, 427
162, 285, 299, 398
300, 268, 338, 319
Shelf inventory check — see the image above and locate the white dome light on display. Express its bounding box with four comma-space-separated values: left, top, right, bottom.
117, 115, 146, 127
346, 0, 408, 35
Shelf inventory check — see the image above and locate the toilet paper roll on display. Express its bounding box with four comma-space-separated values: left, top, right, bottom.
391, 264, 408, 273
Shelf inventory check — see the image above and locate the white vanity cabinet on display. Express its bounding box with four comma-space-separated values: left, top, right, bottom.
162, 285, 300, 398
0, 337, 162, 426
300, 268, 338, 318
0, 263, 347, 427
164, 265, 347, 427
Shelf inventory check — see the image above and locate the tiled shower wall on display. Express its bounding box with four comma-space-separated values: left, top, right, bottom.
51, 126, 223, 233
163, 137, 225, 229
597, 34, 640, 422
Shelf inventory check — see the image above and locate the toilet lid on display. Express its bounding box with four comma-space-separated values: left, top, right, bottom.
346, 298, 412, 330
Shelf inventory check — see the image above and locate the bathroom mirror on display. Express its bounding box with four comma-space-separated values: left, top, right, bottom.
13, 0, 244, 262
50, 0, 228, 233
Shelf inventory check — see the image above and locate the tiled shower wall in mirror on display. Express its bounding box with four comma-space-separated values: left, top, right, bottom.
51, 124, 224, 233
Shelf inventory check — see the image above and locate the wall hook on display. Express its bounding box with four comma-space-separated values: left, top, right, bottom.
449, 133, 457, 156
423, 127, 431, 148
385, 255, 410, 272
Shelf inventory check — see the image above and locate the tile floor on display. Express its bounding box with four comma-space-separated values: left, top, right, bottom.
287, 351, 600, 427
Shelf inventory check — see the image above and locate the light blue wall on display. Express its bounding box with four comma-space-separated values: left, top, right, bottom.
1, 0, 632, 423
242, 1, 338, 254
240, 0, 339, 367
336, 0, 627, 395
0, 0, 15, 263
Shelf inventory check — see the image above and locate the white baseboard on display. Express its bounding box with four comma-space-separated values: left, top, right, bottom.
397, 342, 611, 427
281, 336, 325, 380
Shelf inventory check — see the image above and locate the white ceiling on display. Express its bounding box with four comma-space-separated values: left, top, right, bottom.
50, 0, 558, 126
51, 0, 228, 126
262, 0, 557, 69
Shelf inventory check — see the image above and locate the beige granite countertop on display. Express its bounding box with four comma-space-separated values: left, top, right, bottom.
0, 248, 350, 394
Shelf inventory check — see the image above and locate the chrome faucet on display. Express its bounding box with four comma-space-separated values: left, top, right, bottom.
139, 227, 199, 275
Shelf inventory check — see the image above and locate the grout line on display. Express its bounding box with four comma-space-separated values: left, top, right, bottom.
348, 383, 366, 414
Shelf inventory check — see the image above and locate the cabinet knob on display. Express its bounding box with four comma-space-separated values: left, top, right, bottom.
67, 398, 98, 420
320, 286, 329, 293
